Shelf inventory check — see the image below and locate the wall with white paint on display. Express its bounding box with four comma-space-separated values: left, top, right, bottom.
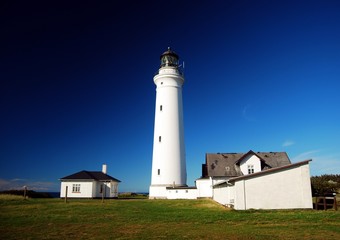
233, 162, 313, 210
60, 180, 119, 198
213, 183, 235, 206
166, 188, 198, 199
60, 180, 94, 198
196, 178, 213, 198
149, 185, 168, 199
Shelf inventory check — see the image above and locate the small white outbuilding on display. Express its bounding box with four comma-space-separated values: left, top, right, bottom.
198, 150, 313, 210
212, 160, 313, 209
60, 164, 121, 198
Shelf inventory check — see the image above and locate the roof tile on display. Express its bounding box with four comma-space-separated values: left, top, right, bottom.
60, 171, 121, 182
204, 150, 291, 177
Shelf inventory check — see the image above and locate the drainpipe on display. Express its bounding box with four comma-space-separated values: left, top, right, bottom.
210, 177, 213, 197
243, 180, 247, 210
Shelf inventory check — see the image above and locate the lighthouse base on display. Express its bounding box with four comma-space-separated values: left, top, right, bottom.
149, 185, 167, 199
149, 184, 198, 199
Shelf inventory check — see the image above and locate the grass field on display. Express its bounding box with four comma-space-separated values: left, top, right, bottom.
0, 196, 339, 240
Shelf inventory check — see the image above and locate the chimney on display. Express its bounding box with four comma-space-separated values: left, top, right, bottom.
102, 164, 107, 174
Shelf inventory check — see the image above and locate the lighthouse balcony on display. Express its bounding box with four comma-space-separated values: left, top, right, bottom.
155, 67, 184, 77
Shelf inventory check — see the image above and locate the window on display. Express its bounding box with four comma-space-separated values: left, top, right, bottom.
159, 136, 161, 142
72, 184, 80, 193
100, 184, 103, 193
158, 169, 160, 175
247, 165, 254, 174
160, 105, 163, 111
112, 184, 118, 194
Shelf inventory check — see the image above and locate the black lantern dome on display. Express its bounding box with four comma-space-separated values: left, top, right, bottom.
160, 47, 179, 67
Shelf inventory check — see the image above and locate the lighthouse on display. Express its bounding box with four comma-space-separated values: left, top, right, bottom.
149, 48, 187, 199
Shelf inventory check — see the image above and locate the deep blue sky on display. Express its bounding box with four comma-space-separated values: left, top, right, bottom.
1, 1, 340, 192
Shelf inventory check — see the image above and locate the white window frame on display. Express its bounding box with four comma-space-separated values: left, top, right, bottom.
247, 165, 254, 174
72, 184, 81, 193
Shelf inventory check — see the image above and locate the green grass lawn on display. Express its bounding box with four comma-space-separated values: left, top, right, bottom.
0, 196, 339, 240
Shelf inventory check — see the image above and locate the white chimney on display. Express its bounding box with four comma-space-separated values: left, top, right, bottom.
102, 164, 107, 174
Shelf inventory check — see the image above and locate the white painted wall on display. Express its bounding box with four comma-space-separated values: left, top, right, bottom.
239, 154, 261, 175
149, 185, 168, 199
150, 65, 187, 198
60, 180, 94, 198
93, 181, 119, 198
213, 183, 235, 206
213, 183, 229, 205
196, 178, 213, 198
233, 163, 313, 210
60, 180, 119, 198
166, 188, 198, 199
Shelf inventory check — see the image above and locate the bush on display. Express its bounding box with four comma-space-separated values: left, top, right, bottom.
311, 174, 340, 196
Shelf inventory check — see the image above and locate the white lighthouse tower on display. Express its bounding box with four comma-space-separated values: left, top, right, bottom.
149, 48, 187, 199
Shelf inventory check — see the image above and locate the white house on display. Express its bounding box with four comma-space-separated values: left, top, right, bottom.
60, 164, 121, 198
226, 160, 312, 210
197, 150, 313, 209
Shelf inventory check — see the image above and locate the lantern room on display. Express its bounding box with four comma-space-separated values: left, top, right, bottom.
160, 47, 179, 68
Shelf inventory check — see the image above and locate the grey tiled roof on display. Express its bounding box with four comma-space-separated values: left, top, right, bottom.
60, 171, 121, 182
203, 150, 291, 178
